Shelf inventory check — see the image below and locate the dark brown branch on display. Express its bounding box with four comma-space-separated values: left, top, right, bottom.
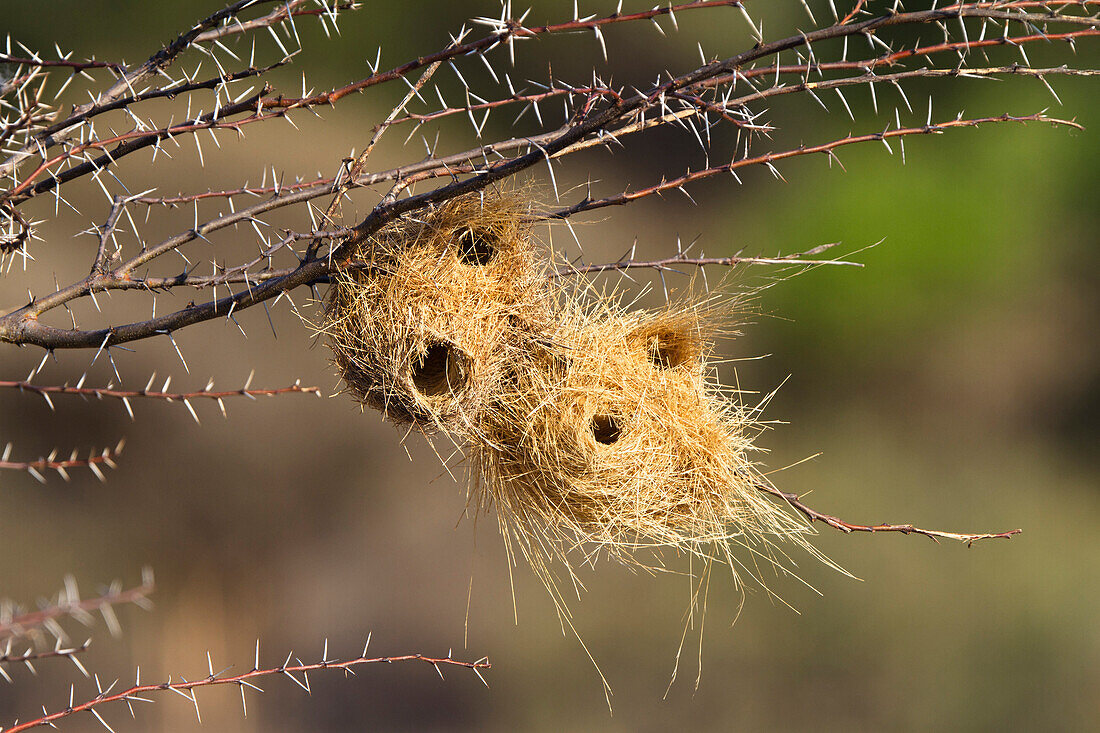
256, 1, 746, 112
0, 0, 311, 183
0, 1, 737, 198
6, 87, 272, 203
30, 63, 285, 157
86, 0, 290, 112
7, 2, 1097, 205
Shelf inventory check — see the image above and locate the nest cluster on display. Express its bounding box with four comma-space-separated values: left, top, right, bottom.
321, 190, 813, 581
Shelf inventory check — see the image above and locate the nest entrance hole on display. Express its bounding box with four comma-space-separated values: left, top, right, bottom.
457, 228, 496, 266
648, 330, 697, 370
411, 342, 468, 398
591, 414, 622, 445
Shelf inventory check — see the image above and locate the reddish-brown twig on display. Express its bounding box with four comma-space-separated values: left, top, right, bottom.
555, 243, 863, 276
1, 1, 1097, 353
0, 441, 124, 483
550, 112, 1080, 218
753, 480, 1021, 546
841, 0, 870, 25
192, 0, 359, 44
730, 29, 1100, 85
0, 570, 153, 642
1, 378, 319, 406
0, 640, 91, 682
2, 375, 319, 423
0, 54, 123, 73
1, 645, 489, 732
132, 177, 332, 206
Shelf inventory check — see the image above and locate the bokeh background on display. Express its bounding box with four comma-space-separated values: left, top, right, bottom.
2, 1, 1097, 730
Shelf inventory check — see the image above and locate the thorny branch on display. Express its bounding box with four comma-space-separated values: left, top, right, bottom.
0, 54, 123, 74
0, 573, 486, 729
0, 570, 154, 642
1, 644, 490, 733
0, 640, 91, 683
0, 1, 1095, 553
0, 1, 1083, 719
0, 640, 90, 667
1, 2, 1096, 354
555, 241, 864, 276
0, 440, 124, 484
752, 478, 1022, 545
549, 112, 1083, 217
1, 375, 320, 420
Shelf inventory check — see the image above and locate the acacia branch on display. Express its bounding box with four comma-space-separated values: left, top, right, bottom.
2, 645, 489, 733
1, 2, 1097, 351
0, 379, 317, 402
13, 0, 1092, 205
0, 0, 737, 198
0, 571, 153, 642
32, 62, 285, 155
0, 641, 90, 666
0, 640, 91, 682
753, 479, 1021, 545
555, 242, 864, 276
0, 0, 334, 182
0, 54, 123, 73
6, 87, 273, 202
0, 109, 1079, 351
729, 29, 1100, 85
87, 0, 294, 112
0, 441, 124, 484
550, 112, 1080, 218
132, 177, 332, 206
192, 0, 360, 44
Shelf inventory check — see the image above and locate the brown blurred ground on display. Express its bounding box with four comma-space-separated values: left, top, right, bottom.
1, 2, 1097, 731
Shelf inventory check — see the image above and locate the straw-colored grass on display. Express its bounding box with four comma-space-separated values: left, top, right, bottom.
469, 295, 819, 586
321, 190, 555, 433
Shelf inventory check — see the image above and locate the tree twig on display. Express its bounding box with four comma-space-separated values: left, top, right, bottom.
1, 644, 489, 733
753, 479, 1021, 546
0, 570, 153, 642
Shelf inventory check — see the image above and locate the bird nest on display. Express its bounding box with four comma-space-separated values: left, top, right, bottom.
469, 298, 815, 579
321, 189, 816, 584
322, 190, 555, 433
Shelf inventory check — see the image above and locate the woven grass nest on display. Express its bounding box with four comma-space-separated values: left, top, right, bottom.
470, 298, 815, 579
321, 189, 816, 582
322, 191, 555, 433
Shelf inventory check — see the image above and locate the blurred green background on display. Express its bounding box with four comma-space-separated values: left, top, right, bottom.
2, 1, 1097, 730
